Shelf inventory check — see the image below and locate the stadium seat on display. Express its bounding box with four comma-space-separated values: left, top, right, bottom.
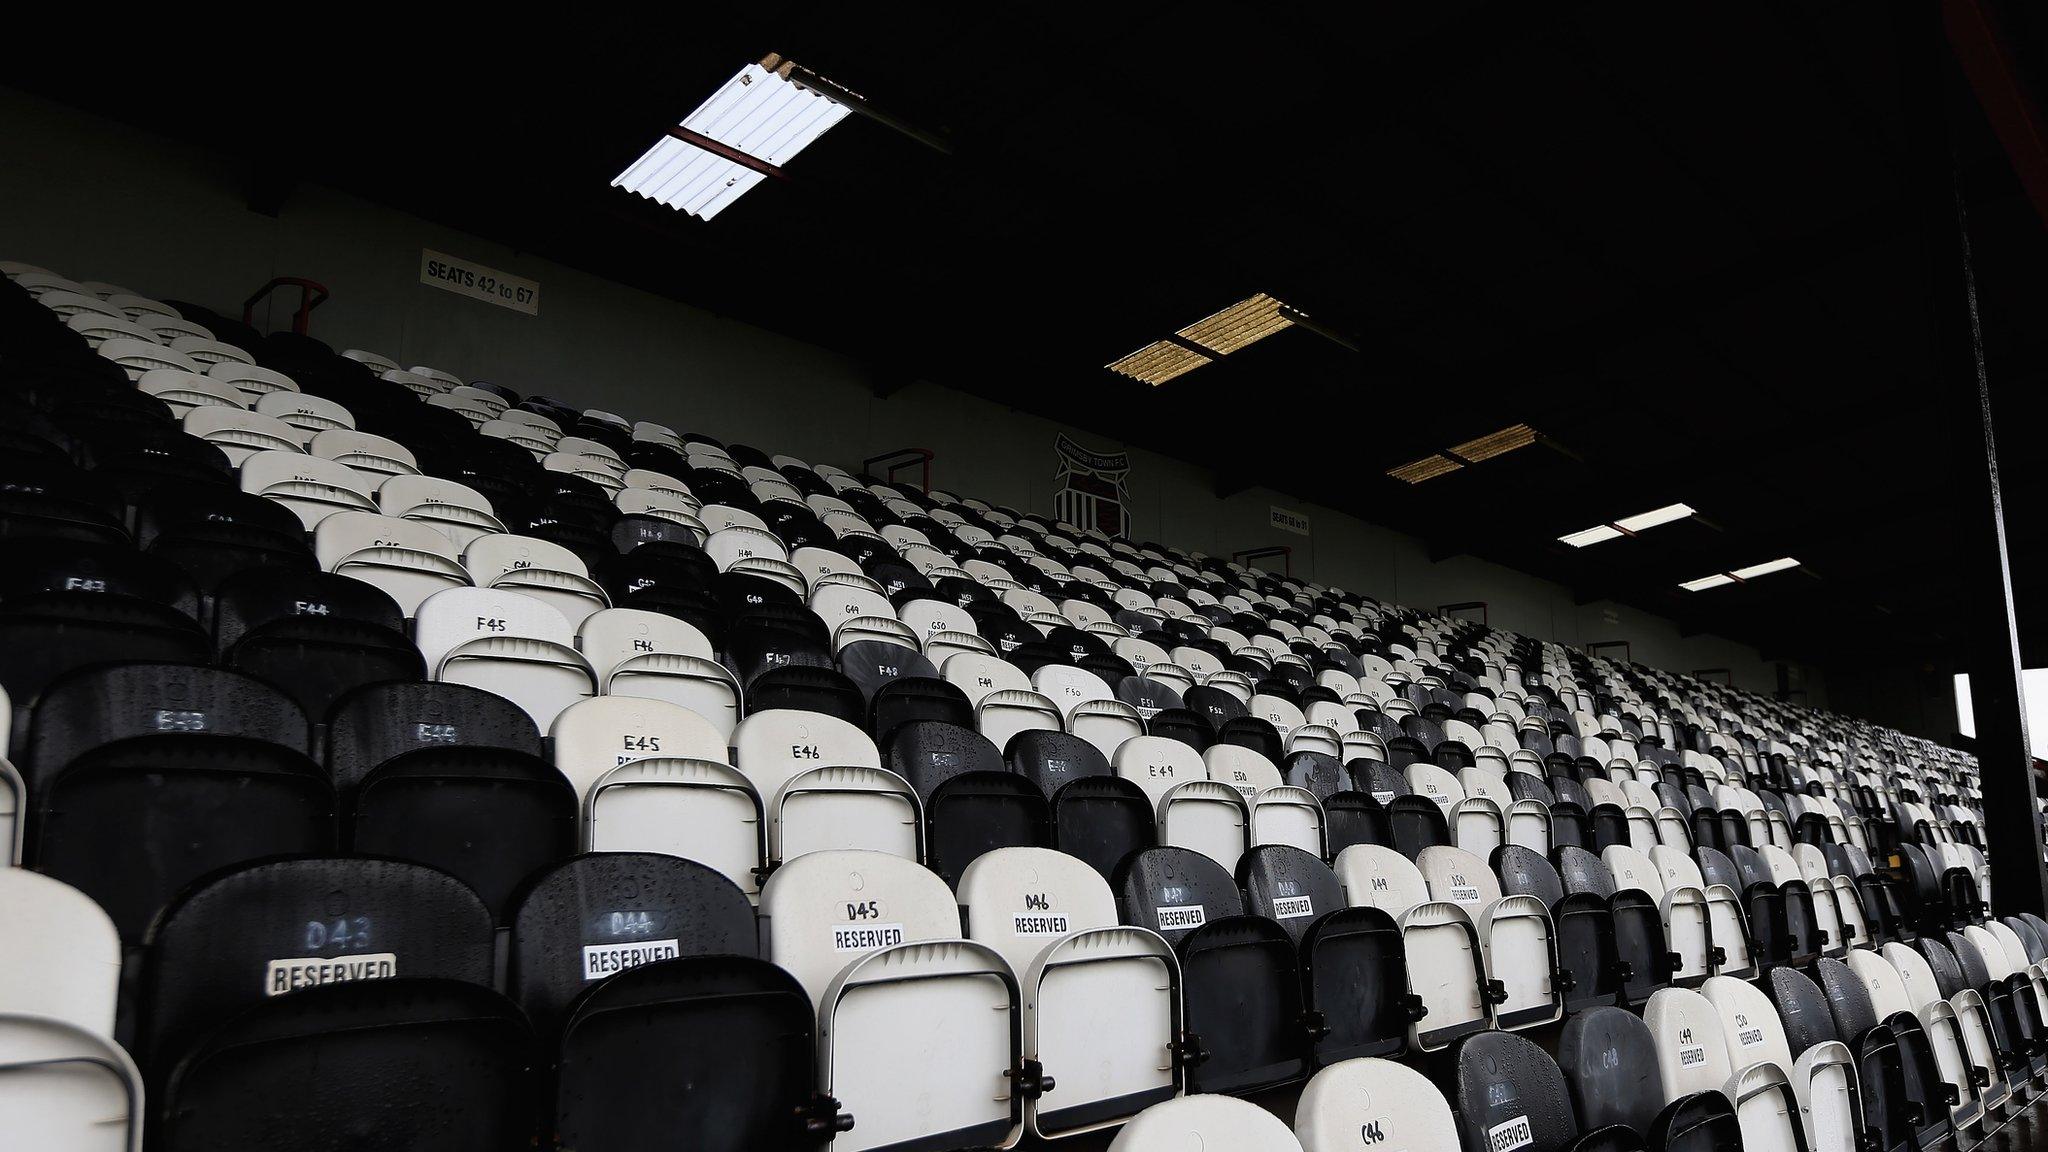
885, 720, 1047, 883
1335, 842, 1490, 1050
23, 664, 329, 943
213, 568, 423, 718
0, 1012, 143, 1152
1557, 1006, 1667, 1142
958, 846, 1179, 1137
761, 849, 1025, 1151
1450, 1030, 1579, 1152
1115, 734, 1251, 872
1116, 845, 1309, 1093
1295, 1057, 1458, 1152
0, 869, 121, 1037
1421, 844, 1561, 1029
139, 856, 496, 1077
414, 586, 597, 729
1109, 1093, 1304, 1151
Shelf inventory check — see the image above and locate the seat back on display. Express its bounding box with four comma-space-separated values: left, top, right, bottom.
1558, 1006, 1666, 1136
1451, 1030, 1580, 1152
1645, 988, 1735, 1101
1296, 1058, 1458, 1152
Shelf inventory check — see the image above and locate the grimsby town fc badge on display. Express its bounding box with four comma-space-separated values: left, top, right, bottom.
1052, 434, 1131, 538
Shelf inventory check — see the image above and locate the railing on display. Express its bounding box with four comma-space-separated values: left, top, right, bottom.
861, 447, 934, 494
242, 277, 329, 335
1437, 601, 1488, 625
1586, 640, 1633, 663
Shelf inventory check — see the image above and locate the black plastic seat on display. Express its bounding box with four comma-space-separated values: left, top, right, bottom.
554, 955, 834, 1151
1283, 750, 1346, 802
1297, 899, 1412, 1064
1554, 845, 1626, 1012
157, 978, 532, 1152
0, 455, 129, 546
215, 569, 424, 719
1146, 706, 1214, 751
1452, 1030, 1580, 1152
325, 680, 542, 792
1007, 728, 1109, 795
1051, 774, 1155, 881
507, 853, 757, 1034
137, 482, 315, 597
1324, 792, 1395, 858
743, 666, 864, 726
1238, 845, 1344, 946
1558, 1006, 1665, 1139
1388, 795, 1450, 860
885, 720, 1047, 884
1646, 1092, 1741, 1152
1766, 964, 1840, 1056
24, 663, 329, 943
869, 676, 973, 743
350, 742, 576, 925
141, 856, 497, 1077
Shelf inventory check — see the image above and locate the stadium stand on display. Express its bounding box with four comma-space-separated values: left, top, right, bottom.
0, 248, 2037, 1152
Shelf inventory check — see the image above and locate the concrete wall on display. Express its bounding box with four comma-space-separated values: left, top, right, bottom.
0, 88, 1831, 705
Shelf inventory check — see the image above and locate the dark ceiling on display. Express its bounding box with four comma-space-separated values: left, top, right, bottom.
16, 2, 2048, 675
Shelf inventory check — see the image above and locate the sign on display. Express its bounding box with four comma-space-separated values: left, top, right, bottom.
1013, 912, 1071, 937
1270, 505, 1311, 536
1486, 1115, 1534, 1152
264, 952, 397, 996
581, 938, 680, 981
832, 923, 906, 952
1154, 904, 1207, 931
420, 248, 540, 315
1053, 434, 1131, 538
1271, 896, 1316, 920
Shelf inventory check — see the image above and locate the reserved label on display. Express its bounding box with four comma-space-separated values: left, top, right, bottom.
1373, 790, 1396, 804
1677, 1044, 1709, 1068
832, 923, 906, 952
264, 952, 396, 996
581, 938, 679, 981
1737, 1027, 1766, 1048
1487, 1115, 1534, 1152
1155, 904, 1207, 931
1272, 896, 1316, 919
1449, 886, 1483, 904
1013, 912, 1071, 937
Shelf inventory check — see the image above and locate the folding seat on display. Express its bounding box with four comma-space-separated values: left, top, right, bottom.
139, 856, 497, 1076
255, 388, 356, 442
1450, 1031, 1580, 1152
155, 977, 530, 1152
1940, 932, 2029, 1105
576, 609, 736, 732
1108, 1093, 1304, 1151
1115, 734, 1250, 872
734, 706, 919, 874
214, 567, 422, 718
884, 720, 1047, 883
378, 474, 509, 551
23, 664, 329, 943
1542, 844, 1634, 1012
1558, 1007, 1668, 1145
1010, 729, 1154, 880
310, 511, 469, 618
413, 586, 595, 729
761, 850, 1026, 1151
1694, 846, 1760, 978
1422, 844, 1561, 1029
1880, 942, 1982, 1129
0, 544, 210, 743
554, 953, 839, 1152
1700, 975, 1813, 1152
507, 852, 756, 1036
942, 650, 1063, 750
1114, 845, 1309, 1094
462, 532, 610, 630
1034, 661, 1145, 759
1843, 949, 1957, 1152
1388, 793, 1452, 859
0, 869, 121, 1039
1645, 987, 1737, 1110
1335, 843, 1491, 1050
1, 1004, 145, 1152
1762, 967, 1864, 1152
1296, 1057, 1458, 1152
958, 847, 1180, 1137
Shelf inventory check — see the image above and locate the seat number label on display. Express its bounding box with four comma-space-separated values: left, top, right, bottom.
264, 952, 397, 996
1487, 1115, 1533, 1152
1155, 904, 1207, 930
1272, 896, 1315, 920
832, 923, 906, 951
581, 938, 680, 980
1013, 913, 1071, 936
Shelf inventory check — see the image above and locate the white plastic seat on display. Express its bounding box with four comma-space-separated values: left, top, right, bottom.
1295, 1058, 1457, 1152
1646, 987, 1735, 1101
763, 850, 1021, 1152
309, 429, 419, 481
65, 311, 157, 350
1113, 736, 1249, 871
704, 525, 790, 571
39, 289, 125, 322
0, 755, 18, 865
463, 534, 610, 630
255, 389, 355, 441
481, 418, 558, 458
1420, 845, 1560, 1030
576, 608, 738, 737
241, 449, 378, 529
0, 871, 121, 1037
1204, 743, 1283, 800
414, 587, 596, 729
137, 367, 246, 416
0, 1014, 144, 1152
1109, 1094, 1303, 1151
429, 386, 507, 425
168, 335, 252, 368
378, 475, 507, 550
1252, 786, 1326, 856
735, 710, 917, 873
313, 511, 470, 614
959, 847, 1180, 1139
341, 348, 400, 375
584, 756, 763, 896
1884, 942, 1981, 1127
181, 406, 302, 465
1334, 844, 1488, 1050
207, 362, 298, 402
553, 695, 732, 803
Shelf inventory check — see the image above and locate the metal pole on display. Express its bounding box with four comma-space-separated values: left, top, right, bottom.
1917, 0, 2047, 913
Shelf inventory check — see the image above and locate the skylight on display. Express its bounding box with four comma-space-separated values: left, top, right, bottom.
1558, 502, 1695, 548
1106, 293, 1303, 385
1680, 557, 1803, 591
1386, 424, 1543, 484
613, 58, 851, 220
1106, 340, 1213, 386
